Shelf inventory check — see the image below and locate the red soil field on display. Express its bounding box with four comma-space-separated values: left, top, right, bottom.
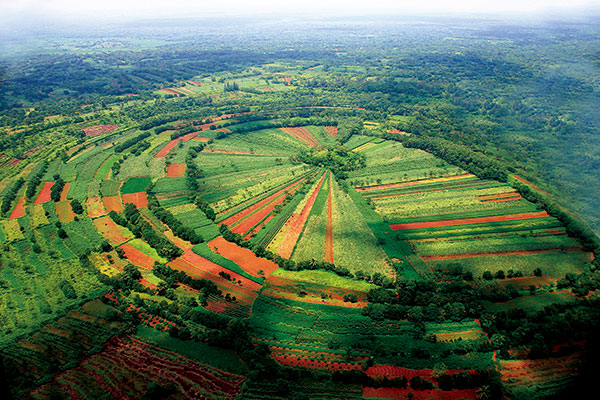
325, 175, 334, 264
358, 174, 473, 192
119, 243, 156, 270
169, 257, 259, 305
421, 246, 583, 260
59, 182, 70, 201
9, 159, 20, 166
481, 196, 523, 203
222, 178, 305, 227
243, 214, 274, 241
477, 191, 520, 200
164, 229, 194, 251
513, 175, 551, 196
193, 136, 211, 142
30, 336, 245, 400
155, 130, 210, 158
231, 193, 292, 235
55, 201, 75, 222
390, 211, 549, 230
324, 126, 338, 137
93, 216, 131, 245
180, 249, 262, 292
208, 236, 279, 277
266, 275, 369, 304
362, 386, 477, 400
161, 88, 181, 95
33, 181, 54, 204
122, 192, 148, 208
271, 353, 364, 371
280, 127, 322, 148
276, 172, 327, 258
166, 163, 186, 177
261, 287, 366, 309
82, 124, 119, 137
371, 183, 488, 199
155, 139, 180, 158
8, 197, 26, 219
86, 196, 107, 218
102, 195, 123, 213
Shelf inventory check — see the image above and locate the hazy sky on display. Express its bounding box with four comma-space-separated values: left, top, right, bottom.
3, 0, 600, 20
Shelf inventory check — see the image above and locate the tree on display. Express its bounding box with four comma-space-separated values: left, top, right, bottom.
533, 268, 543, 277
70, 199, 84, 214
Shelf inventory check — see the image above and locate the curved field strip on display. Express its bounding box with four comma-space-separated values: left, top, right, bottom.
513, 174, 551, 196
274, 171, 327, 258
169, 256, 259, 305
8, 197, 26, 219
208, 236, 279, 277
122, 192, 148, 208
477, 191, 520, 200
34, 182, 54, 204
166, 163, 186, 177
181, 249, 262, 292
86, 197, 106, 218
357, 174, 474, 192
390, 211, 549, 230
421, 246, 584, 260
370, 182, 491, 199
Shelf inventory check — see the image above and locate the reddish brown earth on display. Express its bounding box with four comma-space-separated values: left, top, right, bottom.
102, 195, 124, 213
59, 182, 71, 201
324, 126, 338, 137
208, 236, 279, 277
166, 163, 186, 177
86, 197, 107, 218
8, 197, 26, 219
371, 183, 488, 199
357, 174, 473, 191
513, 175, 551, 196
82, 124, 119, 137
122, 192, 148, 208
119, 243, 156, 270
276, 171, 328, 258
221, 178, 304, 227
280, 127, 322, 148
161, 88, 181, 95
481, 196, 523, 203
55, 201, 75, 222
390, 211, 549, 230
93, 216, 131, 245
362, 386, 478, 400
33, 181, 54, 204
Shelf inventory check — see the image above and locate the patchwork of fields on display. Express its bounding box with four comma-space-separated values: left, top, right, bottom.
1, 111, 594, 400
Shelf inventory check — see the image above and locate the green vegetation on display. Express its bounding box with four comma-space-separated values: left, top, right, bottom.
1, 17, 599, 400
